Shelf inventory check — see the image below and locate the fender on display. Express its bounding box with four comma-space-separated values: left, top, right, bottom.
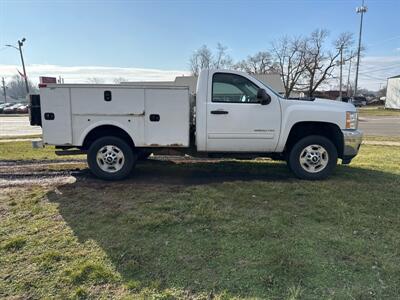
276, 102, 346, 152
75, 120, 132, 146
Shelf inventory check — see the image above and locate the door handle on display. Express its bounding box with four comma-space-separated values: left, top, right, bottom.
211, 110, 228, 115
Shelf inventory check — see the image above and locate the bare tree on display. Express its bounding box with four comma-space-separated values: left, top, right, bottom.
87, 77, 105, 84
234, 51, 277, 74
113, 77, 127, 84
377, 85, 387, 98
271, 36, 308, 98
6, 75, 37, 99
189, 32, 355, 96
232, 60, 248, 73
189, 45, 213, 76
300, 30, 354, 97
213, 43, 233, 69
190, 43, 233, 76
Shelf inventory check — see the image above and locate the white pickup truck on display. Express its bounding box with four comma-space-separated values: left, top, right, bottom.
30, 69, 362, 180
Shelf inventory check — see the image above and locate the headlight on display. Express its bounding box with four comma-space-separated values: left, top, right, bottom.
346, 111, 358, 129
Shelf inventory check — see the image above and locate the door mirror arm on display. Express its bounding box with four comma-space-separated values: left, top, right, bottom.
257, 88, 271, 105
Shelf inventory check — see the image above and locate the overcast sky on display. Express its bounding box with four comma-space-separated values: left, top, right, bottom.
1, 0, 400, 90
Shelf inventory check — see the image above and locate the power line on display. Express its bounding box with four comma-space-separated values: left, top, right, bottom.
359, 73, 388, 80
359, 63, 400, 74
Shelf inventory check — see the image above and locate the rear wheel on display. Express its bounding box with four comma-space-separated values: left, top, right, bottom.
87, 136, 137, 180
287, 135, 337, 180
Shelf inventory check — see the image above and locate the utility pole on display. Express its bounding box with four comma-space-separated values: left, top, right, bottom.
1, 77, 6, 103
18, 39, 29, 94
346, 51, 353, 96
5, 38, 29, 94
354, 0, 367, 96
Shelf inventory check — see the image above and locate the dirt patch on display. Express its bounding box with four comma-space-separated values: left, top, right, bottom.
0, 176, 77, 188
0, 159, 86, 188
0, 159, 85, 166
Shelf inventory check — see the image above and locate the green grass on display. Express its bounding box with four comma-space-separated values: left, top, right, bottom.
358, 106, 400, 117
363, 135, 400, 143
0, 141, 84, 160
1, 144, 400, 299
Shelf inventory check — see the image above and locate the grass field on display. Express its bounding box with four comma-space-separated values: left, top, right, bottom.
0, 141, 84, 160
1, 142, 400, 299
358, 106, 400, 117
363, 136, 400, 142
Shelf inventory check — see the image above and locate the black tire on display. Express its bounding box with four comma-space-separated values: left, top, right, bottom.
287, 135, 337, 180
87, 136, 137, 180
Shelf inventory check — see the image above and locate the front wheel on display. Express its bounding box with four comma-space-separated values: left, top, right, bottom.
287, 135, 337, 180
87, 136, 137, 180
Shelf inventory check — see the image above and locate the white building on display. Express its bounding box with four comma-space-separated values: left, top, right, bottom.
385, 75, 400, 110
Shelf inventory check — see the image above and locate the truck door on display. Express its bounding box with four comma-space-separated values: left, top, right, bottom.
206, 72, 281, 152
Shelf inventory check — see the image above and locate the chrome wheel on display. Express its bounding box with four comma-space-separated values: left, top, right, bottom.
96, 145, 125, 173
299, 144, 329, 173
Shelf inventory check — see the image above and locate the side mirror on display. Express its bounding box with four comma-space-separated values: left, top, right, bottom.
257, 88, 271, 105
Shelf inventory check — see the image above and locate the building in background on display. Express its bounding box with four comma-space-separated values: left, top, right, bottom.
385, 75, 400, 110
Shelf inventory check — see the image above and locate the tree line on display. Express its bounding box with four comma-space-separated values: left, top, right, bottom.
1, 75, 38, 101
189, 29, 357, 98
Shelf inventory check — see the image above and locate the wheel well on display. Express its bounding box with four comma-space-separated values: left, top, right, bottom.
82, 125, 135, 150
285, 122, 344, 158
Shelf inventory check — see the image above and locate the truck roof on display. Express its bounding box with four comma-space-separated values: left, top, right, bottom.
40, 83, 190, 90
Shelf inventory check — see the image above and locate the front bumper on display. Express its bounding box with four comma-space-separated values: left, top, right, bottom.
341, 129, 363, 164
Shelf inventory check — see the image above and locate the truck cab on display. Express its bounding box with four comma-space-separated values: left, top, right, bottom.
195, 70, 281, 153
30, 69, 363, 180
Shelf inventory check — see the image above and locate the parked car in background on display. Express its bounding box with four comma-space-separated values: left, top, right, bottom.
337, 96, 367, 107
368, 98, 385, 106
0, 103, 14, 113
351, 96, 367, 107
16, 104, 29, 114
3, 103, 24, 114
336, 96, 351, 103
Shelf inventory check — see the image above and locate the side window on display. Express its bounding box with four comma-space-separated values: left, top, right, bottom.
212, 73, 260, 103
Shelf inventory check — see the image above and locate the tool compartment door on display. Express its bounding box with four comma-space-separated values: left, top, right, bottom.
70, 87, 145, 146
144, 88, 189, 147
41, 87, 72, 145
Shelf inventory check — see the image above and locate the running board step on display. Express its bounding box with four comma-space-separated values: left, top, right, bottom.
55, 150, 86, 156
